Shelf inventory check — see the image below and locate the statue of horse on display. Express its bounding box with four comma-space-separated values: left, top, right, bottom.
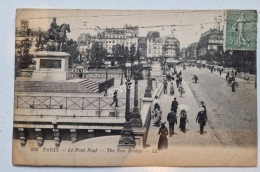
38, 24, 70, 51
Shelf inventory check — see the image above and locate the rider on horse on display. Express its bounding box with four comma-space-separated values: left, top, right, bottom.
49, 17, 59, 41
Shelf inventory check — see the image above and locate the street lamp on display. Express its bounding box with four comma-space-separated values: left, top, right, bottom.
104, 61, 110, 96
118, 60, 136, 148
144, 58, 152, 97
130, 60, 142, 127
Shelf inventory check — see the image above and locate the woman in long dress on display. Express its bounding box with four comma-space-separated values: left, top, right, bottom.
170, 82, 174, 96
179, 110, 189, 133
158, 122, 168, 150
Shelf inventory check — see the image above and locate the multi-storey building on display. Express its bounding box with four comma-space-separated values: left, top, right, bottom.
163, 37, 180, 58
103, 28, 125, 54
146, 31, 162, 58
124, 25, 139, 51
197, 28, 223, 57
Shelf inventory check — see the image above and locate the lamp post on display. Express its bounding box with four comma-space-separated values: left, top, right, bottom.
120, 66, 124, 85
118, 60, 136, 148
144, 58, 152, 97
104, 61, 110, 96
130, 60, 142, 127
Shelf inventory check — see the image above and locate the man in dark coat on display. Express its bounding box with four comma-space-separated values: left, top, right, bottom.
176, 78, 179, 88
167, 111, 177, 136
171, 98, 178, 113
110, 89, 118, 108
196, 108, 208, 135
163, 79, 168, 94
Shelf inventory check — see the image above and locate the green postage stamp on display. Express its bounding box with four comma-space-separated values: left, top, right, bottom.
225, 10, 257, 50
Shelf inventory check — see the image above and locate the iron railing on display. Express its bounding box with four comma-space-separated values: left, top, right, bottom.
15, 95, 142, 112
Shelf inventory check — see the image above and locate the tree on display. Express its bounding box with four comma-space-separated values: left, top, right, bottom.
63, 39, 80, 67
130, 44, 136, 61
15, 38, 34, 74
89, 42, 107, 68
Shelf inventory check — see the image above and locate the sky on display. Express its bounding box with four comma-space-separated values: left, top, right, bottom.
16, 9, 224, 49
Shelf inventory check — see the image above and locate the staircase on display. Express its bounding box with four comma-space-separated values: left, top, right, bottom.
78, 79, 99, 93
15, 81, 95, 93
150, 62, 162, 79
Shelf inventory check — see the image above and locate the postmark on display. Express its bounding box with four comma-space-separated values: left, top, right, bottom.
225, 10, 257, 51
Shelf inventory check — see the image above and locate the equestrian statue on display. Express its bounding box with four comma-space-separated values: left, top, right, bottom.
37, 17, 71, 51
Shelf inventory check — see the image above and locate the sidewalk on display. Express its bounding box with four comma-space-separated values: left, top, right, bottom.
145, 74, 220, 148
201, 67, 256, 90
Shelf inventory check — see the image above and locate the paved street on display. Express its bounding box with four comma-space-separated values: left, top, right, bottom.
180, 66, 257, 147
146, 72, 220, 148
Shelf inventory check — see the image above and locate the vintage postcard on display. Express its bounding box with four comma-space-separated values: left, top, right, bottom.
13, 9, 257, 166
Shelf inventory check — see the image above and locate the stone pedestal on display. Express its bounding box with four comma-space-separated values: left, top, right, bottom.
32, 51, 71, 81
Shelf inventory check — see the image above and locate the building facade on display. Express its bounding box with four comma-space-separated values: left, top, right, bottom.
197, 29, 223, 58
163, 37, 180, 58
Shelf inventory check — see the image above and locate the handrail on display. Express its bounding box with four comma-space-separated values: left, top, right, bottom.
15, 95, 142, 111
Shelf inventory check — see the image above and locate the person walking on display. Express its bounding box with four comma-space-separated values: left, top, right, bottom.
178, 84, 185, 97
170, 82, 175, 96
179, 76, 183, 85
158, 122, 168, 150
176, 78, 180, 88
179, 109, 189, 133
110, 89, 118, 108
167, 111, 177, 136
171, 97, 178, 113
220, 69, 222, 76
235, 71, 237, 78
153, 96, 160, 110
155, 77, 158, 88
163, 79, 168, 94
196, 108, 208, 135
231, 80, 236, 92
226, 72, 230, 81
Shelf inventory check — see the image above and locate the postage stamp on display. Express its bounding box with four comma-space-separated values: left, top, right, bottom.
225, 10, 257, 50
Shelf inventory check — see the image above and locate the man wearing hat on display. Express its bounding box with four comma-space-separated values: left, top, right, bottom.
196, 107, 208, 135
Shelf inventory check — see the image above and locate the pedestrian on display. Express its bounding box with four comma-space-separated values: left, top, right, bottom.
176, 78, 179, 88
110, 89, 118, 108
196, 108, 207, 135
171, 97, 178, 113
163, 79, 168, 94
179, 76, 182, 85
235, 71, 237, 78
194, 75, 199, 83
178, 84, 185, 97
155, 77, 158, 88
153, 96, 160, 111
167, 111, 177, 136
179, 109, 189, 133
226, 72, 230, 81
231, 80, 236, 92
211, 68, 213, 73
170, 82, 174, 96
158, 122, 168, 150
220, 69, 222, 76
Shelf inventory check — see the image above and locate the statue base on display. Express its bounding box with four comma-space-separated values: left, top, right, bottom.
32, 51, 71, 81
